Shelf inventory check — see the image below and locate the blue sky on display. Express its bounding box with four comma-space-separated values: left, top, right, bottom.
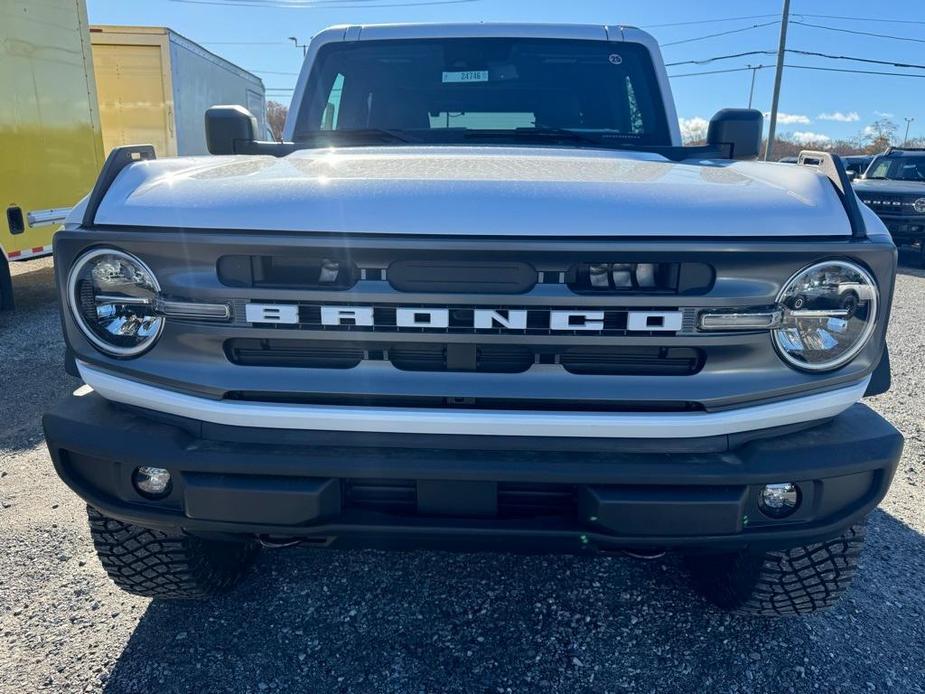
87, 0, 925, 144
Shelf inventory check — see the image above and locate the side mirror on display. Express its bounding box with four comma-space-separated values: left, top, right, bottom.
205, 105, 258, 155
707, 109, 764, 160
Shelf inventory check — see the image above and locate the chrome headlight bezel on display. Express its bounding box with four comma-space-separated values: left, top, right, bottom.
772, 259, 879, 372
67, 248, 165, 358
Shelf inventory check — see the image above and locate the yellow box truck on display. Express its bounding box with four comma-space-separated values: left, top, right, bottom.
90, 26, 267, 157
1, 0, 104, 309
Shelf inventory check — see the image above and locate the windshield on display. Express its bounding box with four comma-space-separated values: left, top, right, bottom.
293, 38, 671, 148
865, 155, 925, 181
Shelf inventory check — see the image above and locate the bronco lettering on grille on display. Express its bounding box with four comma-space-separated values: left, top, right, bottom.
245, 304, 683, 333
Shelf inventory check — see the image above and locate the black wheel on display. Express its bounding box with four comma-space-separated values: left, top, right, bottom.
87, 506, 259, 599
840, 290, 859, 317
684, 524, 866, 616
0, 255, 13, 311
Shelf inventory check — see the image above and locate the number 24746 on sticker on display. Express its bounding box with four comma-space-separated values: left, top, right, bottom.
442, 70, 489, 83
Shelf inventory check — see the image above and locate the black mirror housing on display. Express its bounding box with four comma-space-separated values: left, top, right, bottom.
205, 105, 258, 155
707, 109, 764, 160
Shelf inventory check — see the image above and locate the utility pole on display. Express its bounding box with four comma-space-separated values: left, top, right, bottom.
904, 117, 914, 145
288, 36, 307, 58
747, 65, 762, 109
764, 0, 791, 161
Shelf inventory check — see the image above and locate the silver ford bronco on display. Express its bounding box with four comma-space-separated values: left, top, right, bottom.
44, 23, 902, 615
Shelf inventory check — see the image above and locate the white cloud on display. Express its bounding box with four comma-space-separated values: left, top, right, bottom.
678, 116, 709, 142
818, 111, 860, 123
764, 112, 811, 125
875, 110, 895, 118
790, 131, 831, 144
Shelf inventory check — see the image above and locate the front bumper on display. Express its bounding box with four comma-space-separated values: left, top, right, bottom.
872, 215, 925, 243
44, 393, 903, 553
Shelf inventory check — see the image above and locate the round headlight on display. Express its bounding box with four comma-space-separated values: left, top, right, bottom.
67, 249, 164, 357
774, 260, 878, 372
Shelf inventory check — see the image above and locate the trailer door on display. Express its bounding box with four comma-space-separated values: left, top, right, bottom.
92, 38, 176, 156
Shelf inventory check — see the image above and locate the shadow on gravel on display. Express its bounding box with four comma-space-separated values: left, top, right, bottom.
102, 509, 925, 694
0, 260, 79, 450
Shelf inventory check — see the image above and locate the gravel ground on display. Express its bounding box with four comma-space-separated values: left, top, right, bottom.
1, 255, 924, 694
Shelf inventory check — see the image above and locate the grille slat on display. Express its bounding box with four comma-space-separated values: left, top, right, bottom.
225, 339, 704, 376
345, 480, 576, 519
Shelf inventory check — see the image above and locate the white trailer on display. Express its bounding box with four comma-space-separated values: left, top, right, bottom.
90, 25, 266, 157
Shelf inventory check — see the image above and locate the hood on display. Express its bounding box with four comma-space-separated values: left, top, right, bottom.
853, 178, 925, 196
90, 147, 852, 237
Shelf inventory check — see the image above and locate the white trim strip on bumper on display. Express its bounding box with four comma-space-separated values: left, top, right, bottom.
77, 362, 870, 439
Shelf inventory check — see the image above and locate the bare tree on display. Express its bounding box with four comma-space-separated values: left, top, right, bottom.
860, 118, 897, 154
266, 100, 289, 142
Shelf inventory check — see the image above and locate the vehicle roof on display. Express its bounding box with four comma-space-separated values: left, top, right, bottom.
315, 22, 641, 42
880, 148, 925, 156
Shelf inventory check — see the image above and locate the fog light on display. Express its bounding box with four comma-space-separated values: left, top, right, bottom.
132, 466, 171, 498
759, 482, 800, 518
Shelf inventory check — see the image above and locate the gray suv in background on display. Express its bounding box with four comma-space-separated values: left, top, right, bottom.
855, 148, 925, 263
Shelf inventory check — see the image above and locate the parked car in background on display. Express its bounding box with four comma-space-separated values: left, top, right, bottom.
855, 147, 925, 263
841, 155, 874, 180
1, 0, 104, 310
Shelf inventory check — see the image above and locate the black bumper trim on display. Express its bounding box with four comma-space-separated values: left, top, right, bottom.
43, 393, 903, 552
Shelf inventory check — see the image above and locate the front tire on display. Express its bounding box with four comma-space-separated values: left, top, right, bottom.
87, 506, 258, 599
0, 255, 13, 311
685, 524, 866, 616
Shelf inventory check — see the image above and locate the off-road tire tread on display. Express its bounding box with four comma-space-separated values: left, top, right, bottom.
87, 506, 258, 599
686, 524, 866, 616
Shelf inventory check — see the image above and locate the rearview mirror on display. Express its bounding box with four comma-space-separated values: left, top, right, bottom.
205, 105, 258, 155
707, 109, 764, 160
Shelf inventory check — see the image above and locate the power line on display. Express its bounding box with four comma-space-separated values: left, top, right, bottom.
784, 64, 925, 79
791, 20, 925, 45
642, 14, 779, 28
666, 49, 925, 71
665, 51, 774, 67
795, 13, 925, 25
201, 41, 290, 45
669, 64, 925, 80
788, 48, 925, 71
661, 21, 779, 47
669, 66, 763, 79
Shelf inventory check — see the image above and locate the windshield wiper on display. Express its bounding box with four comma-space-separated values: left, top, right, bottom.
300, 128, 413, 145
460, 127, 611, 147
516, 128, 609, 145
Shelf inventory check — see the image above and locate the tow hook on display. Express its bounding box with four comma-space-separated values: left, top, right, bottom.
257, 536, 303, 549
623, 549, 667, 560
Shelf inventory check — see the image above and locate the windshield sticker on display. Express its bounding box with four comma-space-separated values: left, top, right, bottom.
442, 70, 489, 84
608, 54, 623, 65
